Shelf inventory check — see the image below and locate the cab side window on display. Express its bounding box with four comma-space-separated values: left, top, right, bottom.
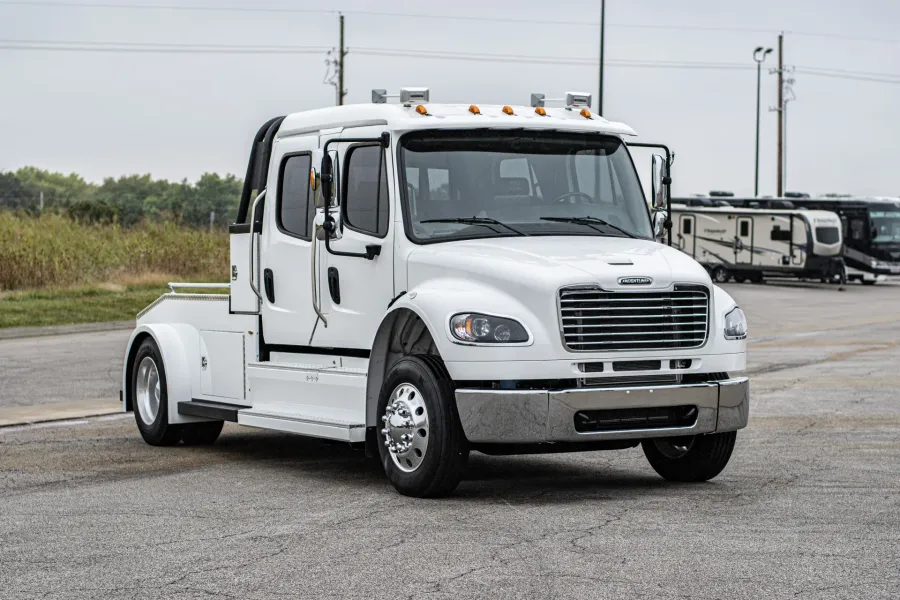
278, 154, 314, 240
344, 145, 389, 237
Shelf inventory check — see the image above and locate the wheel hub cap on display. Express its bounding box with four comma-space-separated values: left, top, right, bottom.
381, 384, 429, 472
136, 356, 161, 426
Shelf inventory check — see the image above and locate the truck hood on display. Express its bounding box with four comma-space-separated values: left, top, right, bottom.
406, 236, 711, 292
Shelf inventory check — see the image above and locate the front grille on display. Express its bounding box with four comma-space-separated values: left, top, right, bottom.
559, 284, 710, 352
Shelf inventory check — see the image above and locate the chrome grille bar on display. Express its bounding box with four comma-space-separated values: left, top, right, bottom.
558, 284, 710, 352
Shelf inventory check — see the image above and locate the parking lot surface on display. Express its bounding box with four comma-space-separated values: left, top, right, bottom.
1, 281, 898, 599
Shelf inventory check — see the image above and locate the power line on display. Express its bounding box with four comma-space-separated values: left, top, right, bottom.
0, 39, 332, 54
786, 30, 900, 45
794, 70, 900, 84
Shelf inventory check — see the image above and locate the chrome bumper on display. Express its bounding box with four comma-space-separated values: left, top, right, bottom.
455, 377, 749, 444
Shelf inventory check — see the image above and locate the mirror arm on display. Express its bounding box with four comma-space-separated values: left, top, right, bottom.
320, 133, 391, 260
629, 142, 674, 246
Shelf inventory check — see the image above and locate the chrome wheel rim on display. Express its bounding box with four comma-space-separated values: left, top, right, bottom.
653, 435, 696, 459
381, 383, 429, 473
136, 356, 161, 426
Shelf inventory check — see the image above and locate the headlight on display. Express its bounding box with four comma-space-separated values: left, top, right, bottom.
450, 313, 529, 344
724, 307, 747, 340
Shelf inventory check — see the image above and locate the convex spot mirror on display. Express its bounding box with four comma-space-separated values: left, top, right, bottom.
653, 210, 668, 239
651, 154, 669, 210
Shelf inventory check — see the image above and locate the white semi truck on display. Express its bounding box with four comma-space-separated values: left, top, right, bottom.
122, 90, 750, 497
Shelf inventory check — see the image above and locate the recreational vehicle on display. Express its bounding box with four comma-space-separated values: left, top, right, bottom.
670, 203, 844, 283
724, 196, 900, 285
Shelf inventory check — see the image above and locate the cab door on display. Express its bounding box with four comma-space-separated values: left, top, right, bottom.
259, 134, 320, 346
314, 127, 396, 350
735, 216, 754, 264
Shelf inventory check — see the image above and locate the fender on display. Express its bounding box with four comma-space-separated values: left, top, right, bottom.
122, 324, 207, 425
365, 281, 544, 427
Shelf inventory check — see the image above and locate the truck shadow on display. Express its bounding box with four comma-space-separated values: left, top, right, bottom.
211, 429, 682, 501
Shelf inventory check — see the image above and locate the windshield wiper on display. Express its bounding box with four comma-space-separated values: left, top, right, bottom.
420, 217, 529, 236
539, 216, 637, 239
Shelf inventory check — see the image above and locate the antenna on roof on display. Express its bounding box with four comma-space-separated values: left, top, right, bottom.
372, 87, 430, 105
530, 91, 593, 109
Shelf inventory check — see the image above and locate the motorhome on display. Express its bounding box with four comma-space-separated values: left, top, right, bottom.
669, 202, 845, 283
723, 196, 900, 285
122, 90, 750, 497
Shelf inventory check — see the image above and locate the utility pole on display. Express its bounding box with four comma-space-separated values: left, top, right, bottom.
338, 13, 346, 105
39, 190, 44, 211
598, 0, 605, 115
776, 32, 784, 197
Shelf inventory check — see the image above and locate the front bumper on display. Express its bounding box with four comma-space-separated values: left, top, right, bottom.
455, 377, 749, 444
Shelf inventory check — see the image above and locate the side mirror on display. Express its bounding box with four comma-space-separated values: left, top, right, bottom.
321, 154, 334, 204
653, 210, 669, 240
651, 154, 669, 210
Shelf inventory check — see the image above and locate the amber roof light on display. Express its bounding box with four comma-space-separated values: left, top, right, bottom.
535, 106, 547, 116
415, 104, 428, 115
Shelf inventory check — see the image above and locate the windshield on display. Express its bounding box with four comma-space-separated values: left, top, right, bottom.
870, 210, 900, 243
399, 130, 653, 243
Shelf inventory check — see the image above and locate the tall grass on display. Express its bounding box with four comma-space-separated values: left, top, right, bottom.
0, 213, 228, 290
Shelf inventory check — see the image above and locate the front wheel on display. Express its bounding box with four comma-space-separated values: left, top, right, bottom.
642, 431, 737, 482
377, 356, 468, 498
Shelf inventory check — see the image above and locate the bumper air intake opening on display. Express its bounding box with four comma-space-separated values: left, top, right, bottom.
574, 405, 698, 433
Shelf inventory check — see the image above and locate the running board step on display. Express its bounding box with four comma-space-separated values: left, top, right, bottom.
178, 399, 250, 422
237, 409, 366, 442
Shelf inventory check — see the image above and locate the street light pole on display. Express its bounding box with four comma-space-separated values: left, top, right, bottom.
598, 0, 605, 115
753, 46, 773, 198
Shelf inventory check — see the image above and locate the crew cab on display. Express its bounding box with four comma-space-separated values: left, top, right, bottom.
122, 89, 750, 497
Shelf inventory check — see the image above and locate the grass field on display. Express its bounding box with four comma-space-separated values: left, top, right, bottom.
0, 213, 228, 328
0, 284, 168, 328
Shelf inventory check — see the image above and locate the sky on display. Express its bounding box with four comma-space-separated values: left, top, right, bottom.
1, 0, 899, 198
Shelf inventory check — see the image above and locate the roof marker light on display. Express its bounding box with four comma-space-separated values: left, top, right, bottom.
415, 104, 429, 115
580, 108, 592, 119
535, 106, 547, 116
469, 104, 481, 115
502, 105, 515, 115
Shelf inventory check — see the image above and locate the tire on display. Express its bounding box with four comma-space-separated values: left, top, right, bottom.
376, 355, 468, 498
734, 276, 747, 284
862, 279, 877, 286
132, 338, 182, 446
641, 431, 737, 482
181, 421, 224, 446
711, 266, 730, 284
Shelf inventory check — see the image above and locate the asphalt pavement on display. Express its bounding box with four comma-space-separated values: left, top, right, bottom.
0, 280, 898, 599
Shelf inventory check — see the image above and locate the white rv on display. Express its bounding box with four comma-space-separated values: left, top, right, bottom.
670, 203, 845, 283
122, 90, 750, 497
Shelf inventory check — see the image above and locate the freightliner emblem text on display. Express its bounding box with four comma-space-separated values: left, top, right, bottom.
618, 277, 653, 285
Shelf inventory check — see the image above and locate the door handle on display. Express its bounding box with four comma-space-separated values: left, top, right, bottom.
327, 267, 341, 304
263, 269, 275, 303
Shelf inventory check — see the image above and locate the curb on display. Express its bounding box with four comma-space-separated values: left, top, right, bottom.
0, 399, 123, 428
0, 320, 135, 341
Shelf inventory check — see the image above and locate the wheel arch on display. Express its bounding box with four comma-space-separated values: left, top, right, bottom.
366, 305, 442, 429
122, 324, 200, 424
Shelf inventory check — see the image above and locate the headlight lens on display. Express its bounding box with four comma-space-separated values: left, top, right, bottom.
450, 313, 529, 343
724, 307, 748, 340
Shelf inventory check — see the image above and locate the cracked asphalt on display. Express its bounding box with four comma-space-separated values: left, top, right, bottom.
0, 280, 898, 599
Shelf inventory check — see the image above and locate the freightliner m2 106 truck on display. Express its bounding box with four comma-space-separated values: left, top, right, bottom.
123, 89, 749, 497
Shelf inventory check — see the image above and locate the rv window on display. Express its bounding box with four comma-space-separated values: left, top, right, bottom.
771, 226, 792, 242
682, 219, 692, 235
850, 219, 865, 241
815, 227, 840, 245
277, 153, 314, 240
739, 221, 750, 237
343, 144, 390, 237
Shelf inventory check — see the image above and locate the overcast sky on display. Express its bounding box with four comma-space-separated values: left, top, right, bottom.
2, 0, 899, 197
